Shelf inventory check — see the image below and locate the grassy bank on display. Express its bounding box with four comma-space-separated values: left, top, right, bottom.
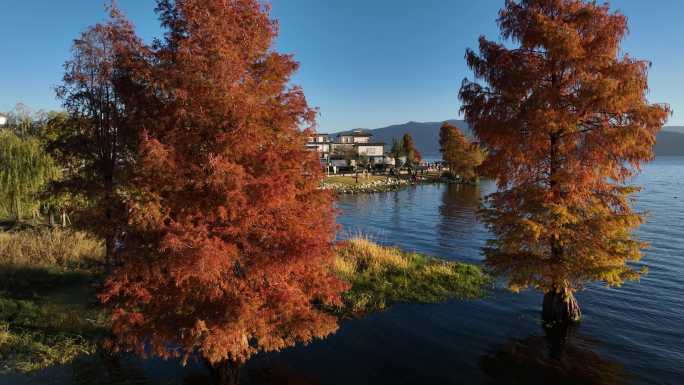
0, 228, 107, 374
334, 237, 490, 315
324, 175, 389, 186
0, 230, 489, 374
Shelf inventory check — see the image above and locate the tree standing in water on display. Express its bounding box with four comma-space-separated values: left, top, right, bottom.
439, 122, 484, 182
99, 1, 347, 384
459, 0, 669, 324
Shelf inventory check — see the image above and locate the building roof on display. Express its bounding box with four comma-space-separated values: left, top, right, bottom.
338, 132, 373, 137
354, 142, 385, 146
337, 129, 373, 137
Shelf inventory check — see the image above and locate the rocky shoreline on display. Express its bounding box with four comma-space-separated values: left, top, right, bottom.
321, 174, 463, 194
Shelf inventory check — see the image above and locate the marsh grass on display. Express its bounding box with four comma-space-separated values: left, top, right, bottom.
0, 228, 106, 374
0, 228, 103, 268
334, 237, 491, 315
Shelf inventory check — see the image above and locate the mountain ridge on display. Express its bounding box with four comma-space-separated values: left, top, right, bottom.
333, 120, 684, 157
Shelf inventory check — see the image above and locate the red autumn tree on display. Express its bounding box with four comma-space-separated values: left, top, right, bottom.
439, 122, 484, 181
99, 1, 347, 383
459, 0, 669, 324
402, 133, 421, 169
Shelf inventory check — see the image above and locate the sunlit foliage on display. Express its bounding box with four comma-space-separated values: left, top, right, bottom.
98, 0, 347, 375
459, 0, 669, 322
402, 133, 421, 168
439, 122, 484, 181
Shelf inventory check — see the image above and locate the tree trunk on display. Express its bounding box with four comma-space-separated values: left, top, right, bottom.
105, 235, 114, 270
207, 359, 242, 385
542, 286, 581, 324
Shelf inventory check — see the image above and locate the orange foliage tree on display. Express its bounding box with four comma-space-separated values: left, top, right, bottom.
439, 122, 483, 181
402, 133, 421, 169
99, 1, 347, 382
459, 0, 669, 324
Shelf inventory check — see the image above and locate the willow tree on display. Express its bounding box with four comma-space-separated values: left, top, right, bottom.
99, 1, 346, 384
459, 0, 669, 324
0, 130, 57, 221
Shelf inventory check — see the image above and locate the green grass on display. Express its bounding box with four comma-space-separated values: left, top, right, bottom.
0, 230, 489, 374
0, 228, 106, 374
334, 237, 491, 315
323, 175, 389, 187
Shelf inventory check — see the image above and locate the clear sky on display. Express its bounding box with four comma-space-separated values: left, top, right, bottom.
1, 1, 683, 132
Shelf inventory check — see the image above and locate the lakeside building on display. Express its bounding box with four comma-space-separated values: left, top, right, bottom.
305, 132, 332, 161
307, 129, 388, 169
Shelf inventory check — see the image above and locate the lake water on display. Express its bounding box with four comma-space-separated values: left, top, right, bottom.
6, 157, 683, 385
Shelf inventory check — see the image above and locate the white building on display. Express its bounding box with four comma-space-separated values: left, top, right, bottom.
306, 128, 386, 170
356, 142, 384, 157
306, 133, 332, 161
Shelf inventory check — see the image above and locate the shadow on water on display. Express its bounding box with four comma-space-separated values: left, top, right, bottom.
66, 352, 321, 385
480, 324, 631, 385
71, 353, 151, 385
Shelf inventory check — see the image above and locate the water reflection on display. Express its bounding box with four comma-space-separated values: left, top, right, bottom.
480, 326, 630, 385
437, 183, 482, 253
68, 352, 322, 385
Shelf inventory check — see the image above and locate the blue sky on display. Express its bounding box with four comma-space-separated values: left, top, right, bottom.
1, 1, 683, 132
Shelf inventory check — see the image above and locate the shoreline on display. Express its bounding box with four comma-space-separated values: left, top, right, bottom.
321, 174, 473, 194
0, 230, 487, 376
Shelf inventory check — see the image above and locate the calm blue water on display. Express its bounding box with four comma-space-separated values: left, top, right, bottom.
5, 157, 683, 385
256, 156, 684, 385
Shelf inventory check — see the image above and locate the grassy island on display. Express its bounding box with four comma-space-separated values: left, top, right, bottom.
334, 237, 490, 315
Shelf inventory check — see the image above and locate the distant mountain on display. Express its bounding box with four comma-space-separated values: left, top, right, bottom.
662, 126, 684, 134
336, 120, 471, 158
336, 121, 684, 157
654, 131, 684, 156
